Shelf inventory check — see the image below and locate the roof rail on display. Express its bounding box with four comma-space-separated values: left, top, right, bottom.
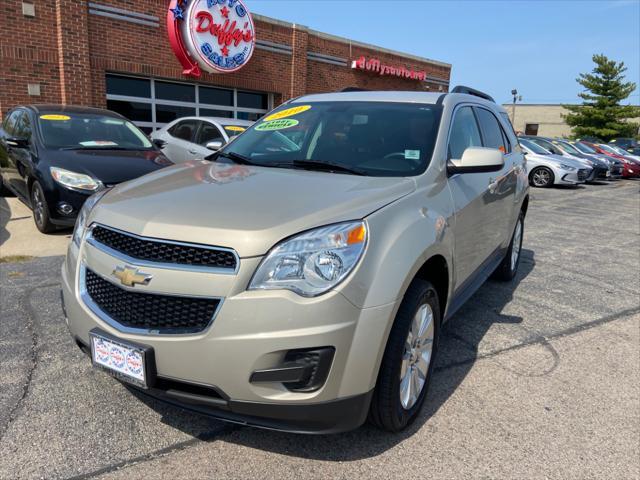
451, 85, 495, 103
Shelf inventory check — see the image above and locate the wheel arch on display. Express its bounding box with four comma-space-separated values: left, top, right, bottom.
412, 254, 450, 322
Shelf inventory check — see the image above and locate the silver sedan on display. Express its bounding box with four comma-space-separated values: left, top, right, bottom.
520, 138, 591, 187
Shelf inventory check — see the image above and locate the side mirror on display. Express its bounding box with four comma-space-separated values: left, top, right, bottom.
448, 147, 504, 175
206, 140, 224, 151
152, 138, 167, 149
6, 137, 29, 149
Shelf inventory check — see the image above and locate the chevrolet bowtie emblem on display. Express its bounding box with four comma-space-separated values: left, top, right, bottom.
112, 266, 152, 288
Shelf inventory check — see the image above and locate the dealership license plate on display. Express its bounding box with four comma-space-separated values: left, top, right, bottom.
90, 333, 148, 388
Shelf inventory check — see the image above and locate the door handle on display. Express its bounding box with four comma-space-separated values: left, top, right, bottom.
488, 178, 500, 193
188, 149, 197, 154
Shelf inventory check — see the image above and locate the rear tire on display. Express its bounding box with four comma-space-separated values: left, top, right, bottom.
493, 211, 524, 281
30, 181, 56, 234
369, 279, 440, 432
529, 167, 554, 188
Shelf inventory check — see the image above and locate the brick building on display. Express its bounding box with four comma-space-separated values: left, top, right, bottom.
1, 1, 451, 132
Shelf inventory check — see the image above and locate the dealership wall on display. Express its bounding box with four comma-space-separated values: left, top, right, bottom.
503, 104, 640, 138
0, 1, 451, 118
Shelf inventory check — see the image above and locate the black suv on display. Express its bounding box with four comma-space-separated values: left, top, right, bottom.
0, 105, 172, 233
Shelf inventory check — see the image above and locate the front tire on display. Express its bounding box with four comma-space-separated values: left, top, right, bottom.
493, 211, 524, 281
369, 279, 440, 432
30, 181, 56, 233
529, 167, 554, 187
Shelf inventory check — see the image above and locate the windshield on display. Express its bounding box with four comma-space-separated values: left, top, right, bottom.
520, 138, 550, 154
220, 102, 442, 176
38, 113, 153, 150
573, 142, 596, 154
554, 140, 581, 155
599, 144, 619, 154
609, 145, 630, 156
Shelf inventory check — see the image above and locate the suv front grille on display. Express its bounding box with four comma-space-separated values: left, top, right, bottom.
91, 226, 237, 270
84, 269, 220, 334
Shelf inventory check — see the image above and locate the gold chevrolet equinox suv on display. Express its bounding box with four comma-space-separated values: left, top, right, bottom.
62, 87, 529, 433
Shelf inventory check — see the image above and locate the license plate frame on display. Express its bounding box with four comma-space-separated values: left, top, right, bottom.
89, 328, 156, 389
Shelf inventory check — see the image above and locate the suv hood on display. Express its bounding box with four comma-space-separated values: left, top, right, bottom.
91, 161, 415, 257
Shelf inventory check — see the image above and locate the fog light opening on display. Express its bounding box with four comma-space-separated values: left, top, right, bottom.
57, 202, 74, 215
250, 347, 335, 393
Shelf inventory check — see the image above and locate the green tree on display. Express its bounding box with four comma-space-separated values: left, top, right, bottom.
563, 54, 639, 141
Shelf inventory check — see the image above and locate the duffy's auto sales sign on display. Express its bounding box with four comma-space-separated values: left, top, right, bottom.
168, 0, 256, 76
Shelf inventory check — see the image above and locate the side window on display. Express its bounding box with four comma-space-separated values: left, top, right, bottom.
168, 120, 199, 142
3, 111, 22, 136
197, 123, 224, 146
448, 106, 482, 160
475, 108, 507, 153
17, 113, 33, 141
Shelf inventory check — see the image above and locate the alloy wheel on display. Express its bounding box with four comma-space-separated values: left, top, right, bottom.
532, 169, 551, 187
399, 303, 434, 410
32, 186, 45, 227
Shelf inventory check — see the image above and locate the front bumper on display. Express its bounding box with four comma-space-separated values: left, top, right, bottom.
61, 238, 396, 433
558, 168, 590, 185
621, 164, 640, 178
45, 184, 92, 226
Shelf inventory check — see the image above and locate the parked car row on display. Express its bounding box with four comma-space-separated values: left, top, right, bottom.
1, 103, 638, 235
518, 134, 640, 188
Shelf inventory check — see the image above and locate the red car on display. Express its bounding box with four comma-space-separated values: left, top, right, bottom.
584, 142, 640, 178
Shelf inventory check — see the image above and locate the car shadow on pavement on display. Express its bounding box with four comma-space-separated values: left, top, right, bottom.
0, 197, 11, 246
133, 249, 536, 461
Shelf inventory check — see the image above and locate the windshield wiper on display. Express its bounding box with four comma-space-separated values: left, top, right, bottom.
212, 150, 257, 165
291, 160, 366, 176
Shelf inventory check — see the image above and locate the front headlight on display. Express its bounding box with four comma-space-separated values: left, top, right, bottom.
560, 164, 576, 171
51, 167, 102, 192
249, 221, 367, 297
72, 189, 108, 247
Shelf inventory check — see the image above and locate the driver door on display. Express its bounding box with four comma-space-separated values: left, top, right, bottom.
447, 105, 505, 288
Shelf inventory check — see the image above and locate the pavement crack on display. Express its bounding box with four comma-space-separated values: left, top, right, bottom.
65, 424, 240, 480
436, 306, 640, 373
0, 286, 44, 441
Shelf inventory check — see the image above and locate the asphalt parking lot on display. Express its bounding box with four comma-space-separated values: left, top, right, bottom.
1, 180, 639, 479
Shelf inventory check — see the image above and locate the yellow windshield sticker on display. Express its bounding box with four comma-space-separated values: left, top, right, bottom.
264, 105, 311, 122
40, 114, 71, 121
224, 126, 246, 132
255, 119, 299, 131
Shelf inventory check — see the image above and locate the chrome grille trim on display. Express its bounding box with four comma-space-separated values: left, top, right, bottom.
86, 223, 240, 275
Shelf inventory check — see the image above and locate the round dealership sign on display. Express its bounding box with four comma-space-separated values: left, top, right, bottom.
168, 0, 256, 77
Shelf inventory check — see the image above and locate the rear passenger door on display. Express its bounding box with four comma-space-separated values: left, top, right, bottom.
447, 105, 505, 288
165, 119, 200, 163
473, 106, 518, 247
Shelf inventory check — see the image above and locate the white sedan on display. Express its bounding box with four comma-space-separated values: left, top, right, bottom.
519, 138, 591, 187
150, 117, 254, 163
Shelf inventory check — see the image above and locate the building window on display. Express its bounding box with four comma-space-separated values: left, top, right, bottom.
105, 74, 272, 131
525, 123, 539, 136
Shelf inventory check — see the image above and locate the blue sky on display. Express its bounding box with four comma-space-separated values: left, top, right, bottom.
250, 0, 640, 105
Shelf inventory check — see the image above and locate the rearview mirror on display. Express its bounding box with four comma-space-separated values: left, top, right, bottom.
6, 137, 29, 149
152, 138, 167, 149
206, 140, 224, 151
448, 147, 504, 175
